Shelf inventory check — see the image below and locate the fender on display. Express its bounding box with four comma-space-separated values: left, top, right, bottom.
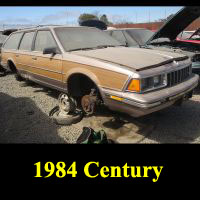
64, 67, 102, 88
63, 67, 106, 99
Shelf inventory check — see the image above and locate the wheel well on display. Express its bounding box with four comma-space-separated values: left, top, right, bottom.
7, 60, 17, 73
67, 73, 98, 97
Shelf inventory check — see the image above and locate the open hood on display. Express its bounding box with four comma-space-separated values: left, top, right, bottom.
147, 6, 200, 43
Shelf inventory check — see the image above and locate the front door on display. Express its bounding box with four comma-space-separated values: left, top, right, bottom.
30, 30, 63, 91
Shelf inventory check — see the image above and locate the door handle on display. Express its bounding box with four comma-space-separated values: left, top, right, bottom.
32, 57, 37, 60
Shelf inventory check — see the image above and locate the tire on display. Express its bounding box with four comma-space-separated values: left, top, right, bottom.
49, 106, 84, 126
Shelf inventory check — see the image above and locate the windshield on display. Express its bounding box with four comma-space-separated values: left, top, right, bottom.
126, 29, 154, 45
189, 29, 200, 40
54, 27, 122, 52
177, 31, 194, 40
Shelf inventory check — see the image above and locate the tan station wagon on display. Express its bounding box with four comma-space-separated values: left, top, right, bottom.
1, 25, 199, 117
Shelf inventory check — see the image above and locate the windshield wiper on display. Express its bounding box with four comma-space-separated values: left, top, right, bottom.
95, 45, 116, 49
68, 47, 94, 52
68, 45, 125, 52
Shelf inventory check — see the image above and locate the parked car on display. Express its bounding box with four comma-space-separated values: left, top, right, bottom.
146, 6, 200, 75
0, 34, 8, 73
177, 31, 195, 40
105, 28, 154, 47
80, 19, 107, 30
177, 28, 200, 43
1, 26, 199, 117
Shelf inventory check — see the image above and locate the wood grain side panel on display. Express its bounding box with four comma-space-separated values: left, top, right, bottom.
62, 61, 128, 91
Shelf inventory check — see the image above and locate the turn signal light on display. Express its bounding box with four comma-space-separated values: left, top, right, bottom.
127, 79, 140, 92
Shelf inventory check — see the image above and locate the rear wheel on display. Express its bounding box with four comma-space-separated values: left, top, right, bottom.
15, 73, 24, 81
7, 60, 25, 81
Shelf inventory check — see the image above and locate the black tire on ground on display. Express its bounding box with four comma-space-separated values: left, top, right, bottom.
49, 106, 84, 126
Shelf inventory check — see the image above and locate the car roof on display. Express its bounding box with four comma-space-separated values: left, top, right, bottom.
12, 25, 99, 34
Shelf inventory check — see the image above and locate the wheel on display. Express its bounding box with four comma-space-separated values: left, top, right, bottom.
58, 93, 77, 114
49, 106, 83, 125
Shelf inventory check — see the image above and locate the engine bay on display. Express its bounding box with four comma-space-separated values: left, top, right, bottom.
148, 40, 200, 63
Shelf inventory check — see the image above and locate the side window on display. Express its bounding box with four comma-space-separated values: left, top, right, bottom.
111, 31, 126, 45
19, 32, 35, 51
3, 32, 23, 50
34, 31, 57, 52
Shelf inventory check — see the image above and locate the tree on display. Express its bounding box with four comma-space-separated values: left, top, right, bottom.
78, 13, 98, 25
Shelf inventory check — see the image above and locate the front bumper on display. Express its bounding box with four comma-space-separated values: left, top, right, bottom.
102, 74, 199, 117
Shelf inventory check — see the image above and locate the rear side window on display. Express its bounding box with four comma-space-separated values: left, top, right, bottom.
3, 32, 23, 50
34, 31, 57, 52
19, 32, 35, 51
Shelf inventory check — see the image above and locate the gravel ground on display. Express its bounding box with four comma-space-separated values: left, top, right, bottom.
0, 72, 200, 144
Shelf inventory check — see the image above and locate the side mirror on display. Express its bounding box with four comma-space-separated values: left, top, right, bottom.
43, 47, 57, 55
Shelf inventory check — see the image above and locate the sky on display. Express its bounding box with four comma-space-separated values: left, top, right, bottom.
0, 6, 183, 29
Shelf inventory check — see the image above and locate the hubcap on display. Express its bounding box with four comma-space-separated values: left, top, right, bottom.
58, 93, 71, 113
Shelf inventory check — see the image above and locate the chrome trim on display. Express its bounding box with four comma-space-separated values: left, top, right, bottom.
17, 63, 63, 74
30, 77, 64, 91
18, 69, 63, 82
105, 80, 198, 109
123, 98, 161, 109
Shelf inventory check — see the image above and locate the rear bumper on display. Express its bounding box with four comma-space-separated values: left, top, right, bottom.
102, 74, 199, 117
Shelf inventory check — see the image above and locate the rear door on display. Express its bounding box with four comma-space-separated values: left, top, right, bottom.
1, 32, 23, 70
31, 29, 63, 90
17, 31, 35, 76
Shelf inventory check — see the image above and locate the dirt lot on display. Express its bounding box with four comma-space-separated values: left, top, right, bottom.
0, 72, 200, 143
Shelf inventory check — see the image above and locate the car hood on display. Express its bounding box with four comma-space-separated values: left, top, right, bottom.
71, 47, 188, 71
147, 6, 200, 43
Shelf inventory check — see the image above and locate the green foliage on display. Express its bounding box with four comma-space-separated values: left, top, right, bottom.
78, 13, 98, 25
100, 14, 109, 25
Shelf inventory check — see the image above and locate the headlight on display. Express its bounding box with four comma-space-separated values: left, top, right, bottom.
127, 74, 167, 93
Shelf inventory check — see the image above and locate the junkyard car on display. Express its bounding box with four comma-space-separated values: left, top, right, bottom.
0, 34, 8, 73
146, 6, 200, 75
0, 26, 199, 117
105, 28, 154, 47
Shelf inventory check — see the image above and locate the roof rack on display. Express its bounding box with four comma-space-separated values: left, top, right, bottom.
14, 24, 62, 31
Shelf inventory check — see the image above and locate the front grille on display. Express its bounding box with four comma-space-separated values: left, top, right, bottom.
167, 65, 192, 87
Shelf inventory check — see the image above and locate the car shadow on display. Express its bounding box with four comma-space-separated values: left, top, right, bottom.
14, 78, 200, 143
0, 92, 66, 143
20, 80, 60, 99
140, 97, 200, 143
84, 98, 200, 143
